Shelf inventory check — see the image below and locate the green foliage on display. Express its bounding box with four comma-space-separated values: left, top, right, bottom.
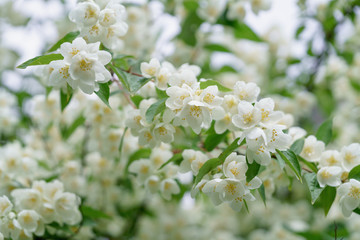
62, 115, 86, 140
348, 164, 360, 181
60, 84, 73, 111
203, 43, 231, 53
200, 79, 232, 92
80, 205, 112, 220
145, 98, 167, 123
194, 138, 242, 186
159, 153, 183, 170
125, 148, 152, 173
258, 184, 266, 206
304, 172, 324, 204
95, 82, 111, 108
178, 11, 203, 46
17, 53, 63, 69
47, 31, 80, 53
315, 119, 333, 145
290, 138, 304, 155
130, 95, 144, 108
204, 128, 229, 151
110, 64, 152, 93
317, 185, 336, 216
276, 149, 302, 182
245, 155, 260, 182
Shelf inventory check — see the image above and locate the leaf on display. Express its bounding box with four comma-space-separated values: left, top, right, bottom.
315, 119, 333, 145
295, 25, 305, 39
110, 65, 152, 93
353, 208, 360, 215
155, 87, 168, 99
275, 152, 286, 170
315, 88, 335, 116
145, 98, 167, 123
95, 82, 111, 108
233, 23, 263, 42
183, 0, 199, 10
47, 31, 80, 53
204, 43, 231, 52
290, 138, 305, 155
350, 78, 360, 92
80, 205, 111, 220
60, 84, 73, 111
130, 95, 143, 108
62, 115, 85, 140
276, 149, 302, 182
246, 157, 261, 182
125, 148, 151, 173
158, 153, 183, 170
48, 222, 74, 234
304, 172, 324, 204
200, 80, 232, 92
194, 138, 242, 186
348, 164, 360, 181
204, 130, 228, 151
298, 155, 318, 173
17, 54, 63, 69
317, 186, 336, 216
258, 184, 266, 206
194, 158, 222, 185
178, 11, 203, 46
118, 127, 128, 157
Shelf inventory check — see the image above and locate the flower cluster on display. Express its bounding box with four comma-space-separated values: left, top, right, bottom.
48, 37, 112, 94
0, 180, 81, 240
300, 135, 360, 217
69, 0, 128, 51
0, 89, 18, 135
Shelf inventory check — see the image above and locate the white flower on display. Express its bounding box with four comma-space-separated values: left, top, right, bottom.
145, 175, 160, 193
255, 98, 283, 126
319, 150, 343, 167
153, 123, 176, 144
101, 23, 128, 49
251, 0, 271, 14
160, 179, 180, 200
150, 148, 172, 169
227, 1, 246, 21
69, 2, 100, 26
179, 101, 212, 134
17, 210, 40, 233
197, 0, 226, 23
166, 85, 192, 110
138, 128, 158, 148
338, 179, 360, 217
232, 101, 261, 129
317, 166, 342, 188
155, 67, 171, 90
229, 192, 256, 212
169, 69, 198, 89
128, 159, 153, 183
300, 135, 325, 162
288, 127, 307, 143
216, 178, 246, 202
48, 60, 71, 88
0, 196, 13, 217
11, 189, 42, 210
180, 149, 208, 174
54, 192, 82, 225
202, 179, 223, 205
141, 58, 160, 78
341, 143, 360, 171
233, 81, 260, 103
223, 153, 247, 180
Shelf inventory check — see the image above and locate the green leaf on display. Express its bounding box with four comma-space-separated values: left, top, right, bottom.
258, 184, 266, 206
290, 138, 305, 155
110, 65, 152, 93
348, 164, 360, 181
130, 95, 143, 108
315, 119, 333, 145
125, 148, 151, 173
178, 11, 203, 46
204, 43, 231, 53
62, 115, 85, 140
295, 25, 305, 39
275, 152, 286, 170
246, 157, 261, 182
204, 130, 228, 151
158, 153, 183, 170
155, 87, 168, 99
353, 208, 360, 215
145, 98, 167, 123
298, 155, 318, 173
243, 199, 250, 213
118, 127, 128, 157
194, 158, 222, 185
60, 84, 73, 111
95, 82, 111, 108
233, 23, 263, 42
183, 0, 199, 11
350, 78, 360, 92
47, 31, 80, 53
304, 172, 324, 204
276, 149, 302, 182
315, 88, 335, 116
317, 186, 336, 216
80, 205, 111, 220
200, 79, 232, 92
194, 138, 242, 186
48, 222, 73, 234
17, 54, 63, 69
